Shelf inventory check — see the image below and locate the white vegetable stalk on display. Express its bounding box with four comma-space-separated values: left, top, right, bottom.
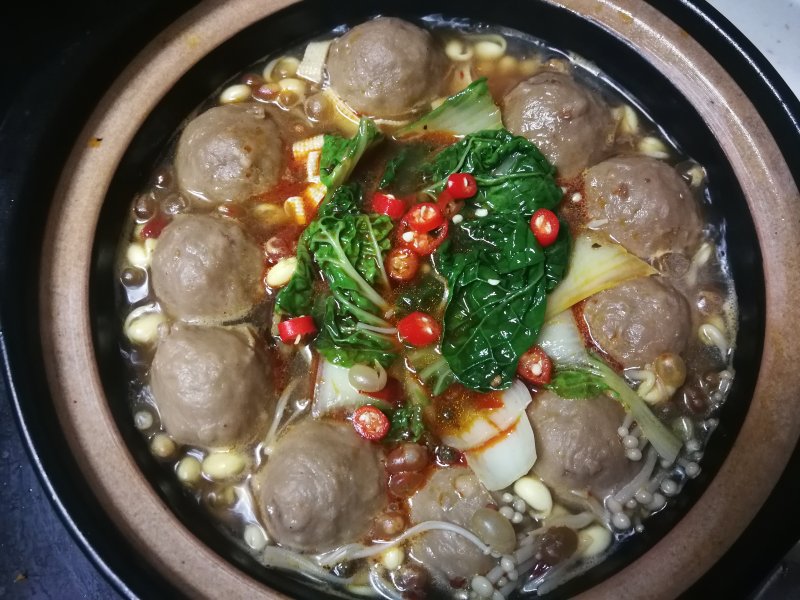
464, 417, 538, 491
541, 310, 682, 464
313, 360, 381, 417
544, 234, 657, 320
439, 380, 537, 491
537, 311, 587, 365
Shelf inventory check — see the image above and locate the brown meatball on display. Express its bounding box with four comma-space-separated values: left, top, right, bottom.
503, 72, 615, 178
527, 391, 637, 502
150, 214, 263, 323
150, 326, 270, 447
175, 103, 282, 204
584, 155, 702, 260
253, 420, 385, 553
408, 467, 494, 582
326, 17, 446, 118
583, 277, 691, 368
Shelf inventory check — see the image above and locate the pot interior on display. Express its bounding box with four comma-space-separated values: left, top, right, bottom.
89, 0, 764, 597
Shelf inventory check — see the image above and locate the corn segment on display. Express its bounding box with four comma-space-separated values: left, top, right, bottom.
304, 182, 327, 208
284, 196, 307, 225
291, 134, 325, 161
307, 150, 321, 183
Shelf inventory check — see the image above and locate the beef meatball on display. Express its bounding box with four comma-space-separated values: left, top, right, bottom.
584, 155, 702, 260
503, 72, 615, 178
253, 420, 385, 553
583, 277, 691, 368
174, 103, 282, 204
150, 326, 270, 447
150, 214, 263, 323
326, 17, 446, 118
527, 391, 638, 502
408, 467, 494, 582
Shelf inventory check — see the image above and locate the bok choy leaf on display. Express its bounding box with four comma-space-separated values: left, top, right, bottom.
320, 117, 383, 189
407, 347, 456, 396
542, 311, 682, 464
544, 234, 657, 320
428, 129, 570, 391
276, 117, 397, 368
421, 128, 562, 212
306, 184, 397, 367
395, 78, 502, 138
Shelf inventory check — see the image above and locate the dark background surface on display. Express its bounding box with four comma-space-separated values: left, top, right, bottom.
1, 1, 800, 599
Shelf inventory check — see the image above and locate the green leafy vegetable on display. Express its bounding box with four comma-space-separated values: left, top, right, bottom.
276, 179, 397, 367
435, 218, 565, 391
379, 148, 409, 189
407, 347, 456, 396
386, 372, 432, 442
274, 239, 315, 316
277, 117, 396, 367
305, 184, 397, 367
394, 270, 448, 317
395, 78, 502, 138
421, 128, 562, 212
378, 143, 432, 196
547, 367, 611, 399
547, 353, 682, 463
320, 117, 383, 189
387, 404, 426, 442
427, 129, 570, 391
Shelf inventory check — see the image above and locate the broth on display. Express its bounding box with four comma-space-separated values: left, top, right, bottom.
116, 16, 737, 599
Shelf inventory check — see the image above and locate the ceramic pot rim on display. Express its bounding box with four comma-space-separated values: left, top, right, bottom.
38, 0, 800, 598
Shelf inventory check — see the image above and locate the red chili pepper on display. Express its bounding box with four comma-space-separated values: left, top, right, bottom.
403, 203, 444, 233
362, 377, 403, 407
517, 345, 553, 385
446, 172, 478, 199
352, 405, 391, 441
530, 208, 560, 247
386, 247, 420, 282
397, 213, 449, 257
397, 311, 442, 347
437, 190, 463, 219
277, 315, 317, 343
372, 192, 407, 220
140, 214, 170, 239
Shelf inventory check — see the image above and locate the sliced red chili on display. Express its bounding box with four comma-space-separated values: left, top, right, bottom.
437, 190, 463, 219
352, 405, 390, 441
446, 172, 478, 199
372, 192, 407, 220
386, 247, 420, 282
397, 312, 441, 347
140, 214, 170, 239
517, 345, 553, 385
530, 208, 560, 247
397, 216, 449, 257
362, 377, 403, 407
277, 315, 317, 343
404, 203, 444, 233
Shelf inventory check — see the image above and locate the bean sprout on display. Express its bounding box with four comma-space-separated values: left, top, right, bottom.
261, 545, 354, 585
262, 379, 300, 455
586, 218, 609, 230
626, 368, 656, 397
314, 521, 492, 566
699, 323, 730, 357
613, 447, 658, 504
356, 322, 398, 335
368, 568, 403, 600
